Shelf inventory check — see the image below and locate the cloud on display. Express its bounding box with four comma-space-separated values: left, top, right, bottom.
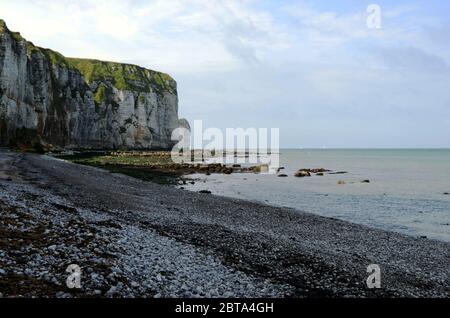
281, 2, 380, 45
372, 46, 448, 72
0, 0, 284, 72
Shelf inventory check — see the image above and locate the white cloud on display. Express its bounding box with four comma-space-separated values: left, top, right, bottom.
0, 0, 284, 72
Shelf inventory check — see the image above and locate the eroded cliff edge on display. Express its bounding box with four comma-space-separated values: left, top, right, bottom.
0, 20, 183, 150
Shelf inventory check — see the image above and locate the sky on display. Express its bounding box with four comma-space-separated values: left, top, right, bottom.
1, 0, 449, 148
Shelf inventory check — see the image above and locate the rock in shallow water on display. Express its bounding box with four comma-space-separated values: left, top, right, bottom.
295, 171, 311, 177
329, 171, 348, 175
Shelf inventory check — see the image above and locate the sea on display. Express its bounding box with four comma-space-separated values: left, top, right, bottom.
180, 149, 450, 242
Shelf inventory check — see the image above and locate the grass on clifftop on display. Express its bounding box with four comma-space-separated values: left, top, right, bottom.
0, 19, 7, 33
66, 58, 175, 94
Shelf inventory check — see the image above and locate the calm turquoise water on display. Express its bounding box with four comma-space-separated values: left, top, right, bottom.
183, 149, 450, 242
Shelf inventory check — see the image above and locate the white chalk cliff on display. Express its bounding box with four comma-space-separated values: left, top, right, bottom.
0, 19, 185, 150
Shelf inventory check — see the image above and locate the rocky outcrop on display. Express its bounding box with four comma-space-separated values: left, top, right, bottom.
294, 170, 311, 178
0, 20, 184, 150
177, 118, 191, 132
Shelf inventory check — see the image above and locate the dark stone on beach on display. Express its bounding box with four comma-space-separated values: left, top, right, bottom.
329, 171, 348, 175
361, 180, 370, 183
444, 192, 449, 195
278, 174, 288, 178
199, 190, 212, 194
232, 164, 241, 168
295, 168, 331, 177
295, 170, 311, 177
206, 172, 211, 176
298, 168, 330, 174
420, 236, 428, 239
252, 165, 269, 173
310, 168, 330, 173
6, 177, 12, 181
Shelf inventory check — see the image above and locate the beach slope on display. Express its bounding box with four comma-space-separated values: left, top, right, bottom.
0, 149, 449, 298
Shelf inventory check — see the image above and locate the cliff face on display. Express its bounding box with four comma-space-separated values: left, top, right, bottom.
0, 20, 182, 150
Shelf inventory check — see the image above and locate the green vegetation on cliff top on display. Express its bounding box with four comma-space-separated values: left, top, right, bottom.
0, 19, 7, 32
0, 19, 175, 94
67, 58, 174, 93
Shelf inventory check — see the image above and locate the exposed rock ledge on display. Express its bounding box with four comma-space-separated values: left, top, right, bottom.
0, 19, 186, 151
